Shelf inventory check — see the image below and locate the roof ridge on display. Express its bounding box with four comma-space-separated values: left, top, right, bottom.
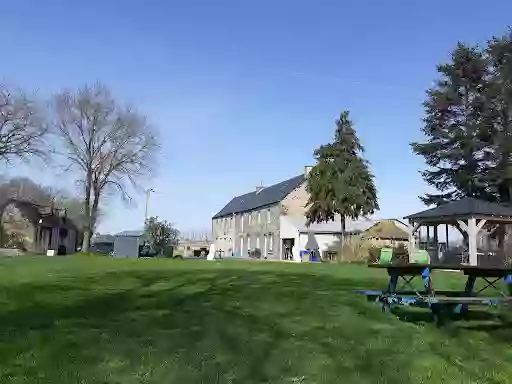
212, 174, 305, 218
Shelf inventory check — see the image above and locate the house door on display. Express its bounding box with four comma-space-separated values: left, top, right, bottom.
282, 238, 295, 261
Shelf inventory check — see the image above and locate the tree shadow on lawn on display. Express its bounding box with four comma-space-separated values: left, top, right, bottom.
0, 268, 508, 383
389, 304, 512, 346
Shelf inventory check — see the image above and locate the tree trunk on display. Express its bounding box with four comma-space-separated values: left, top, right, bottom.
91, 190, 101, 235
81, 170, 93, 253
340, 216, 346, 262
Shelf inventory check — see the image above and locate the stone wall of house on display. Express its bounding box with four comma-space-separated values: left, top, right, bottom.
280, 182, 309, 217
212, 204, 281, 260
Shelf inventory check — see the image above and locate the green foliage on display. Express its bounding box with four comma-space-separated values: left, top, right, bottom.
413, 30, 512, 205
367, 246, 381, 264
144, 216, 180, 255
338, 236, 373, 263
484, 31, 512, 203
306, 111, 379, 231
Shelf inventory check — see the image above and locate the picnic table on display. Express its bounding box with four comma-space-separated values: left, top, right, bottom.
356, 263, 512, 324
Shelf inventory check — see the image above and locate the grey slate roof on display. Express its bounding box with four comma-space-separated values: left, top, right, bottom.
92, 234, 115, 244
283, 215, 375, 234
405, 197, 512, 220
212, 175, 305, 219
115, 230, 144, 237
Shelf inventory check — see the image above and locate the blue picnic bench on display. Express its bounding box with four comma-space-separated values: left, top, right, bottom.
355, 263, 512, 324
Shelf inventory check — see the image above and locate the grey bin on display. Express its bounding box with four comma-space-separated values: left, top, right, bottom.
113, 230, 144, 258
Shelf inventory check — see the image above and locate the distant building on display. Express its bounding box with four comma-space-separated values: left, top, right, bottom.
176, 238, 211, 257
0, 199, 78, 254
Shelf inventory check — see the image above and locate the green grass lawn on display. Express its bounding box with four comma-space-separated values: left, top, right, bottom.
0, 257, 510, 383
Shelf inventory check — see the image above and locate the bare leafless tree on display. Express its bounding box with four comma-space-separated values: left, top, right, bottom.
51, 84, 159, 252
0, 85, 48, 163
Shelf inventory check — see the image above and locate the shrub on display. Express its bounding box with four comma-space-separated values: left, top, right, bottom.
367, 246, 381, 264
366, 244, 409, 264
337, 236, 373, 263
392, 243, 409, 264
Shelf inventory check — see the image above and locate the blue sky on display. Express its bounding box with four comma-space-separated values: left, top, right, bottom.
1, 0, 511, 234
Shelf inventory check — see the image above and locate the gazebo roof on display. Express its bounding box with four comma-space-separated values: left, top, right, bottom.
405, 197, 512, 220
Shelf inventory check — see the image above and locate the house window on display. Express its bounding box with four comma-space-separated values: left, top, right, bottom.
268, 233, 273, 251
267, 208, 271, 223
256, 236, 260, 250
247, 236, 251, 252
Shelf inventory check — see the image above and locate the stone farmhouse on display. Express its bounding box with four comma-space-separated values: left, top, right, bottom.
212, 167, 373, 260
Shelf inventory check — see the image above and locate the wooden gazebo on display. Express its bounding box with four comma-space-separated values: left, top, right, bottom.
404, 197, 512, 266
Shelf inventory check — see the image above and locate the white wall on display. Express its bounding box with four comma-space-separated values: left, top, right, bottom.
279, 216, 299, 259
279, 216, 298, 239
280, 216, 342, 258
298, 233, 341, 255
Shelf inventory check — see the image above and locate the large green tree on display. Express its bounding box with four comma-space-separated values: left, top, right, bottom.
144, 216, 179, 256
484, 31, 512, 204
306, 111, 379, 245
412, 43, 492, 206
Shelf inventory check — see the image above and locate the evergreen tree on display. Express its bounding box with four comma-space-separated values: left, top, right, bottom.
306, 111, 379, 245
485, 31, 512, 204
412, 43, 492, 205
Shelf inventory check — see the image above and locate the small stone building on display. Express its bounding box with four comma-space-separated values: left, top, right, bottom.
0, 199, 78, 254
362, 219, 409, 248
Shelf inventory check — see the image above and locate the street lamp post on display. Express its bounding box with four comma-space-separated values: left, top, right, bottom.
144, 188, 155, 223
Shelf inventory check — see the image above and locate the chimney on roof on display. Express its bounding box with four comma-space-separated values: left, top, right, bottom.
255, 180, 265, 194
304, 165, 313, 177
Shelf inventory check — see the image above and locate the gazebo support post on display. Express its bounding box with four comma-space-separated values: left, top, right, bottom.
426, 226, 430, 248
433, 225, 439, 261
456, 218, 487, 266
445, 224, 449, 251
468, 218, 478, 266
407, 220, 421, 262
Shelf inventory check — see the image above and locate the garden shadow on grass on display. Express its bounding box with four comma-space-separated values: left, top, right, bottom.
0, 266, 508, 383
393, 307, 501, 325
